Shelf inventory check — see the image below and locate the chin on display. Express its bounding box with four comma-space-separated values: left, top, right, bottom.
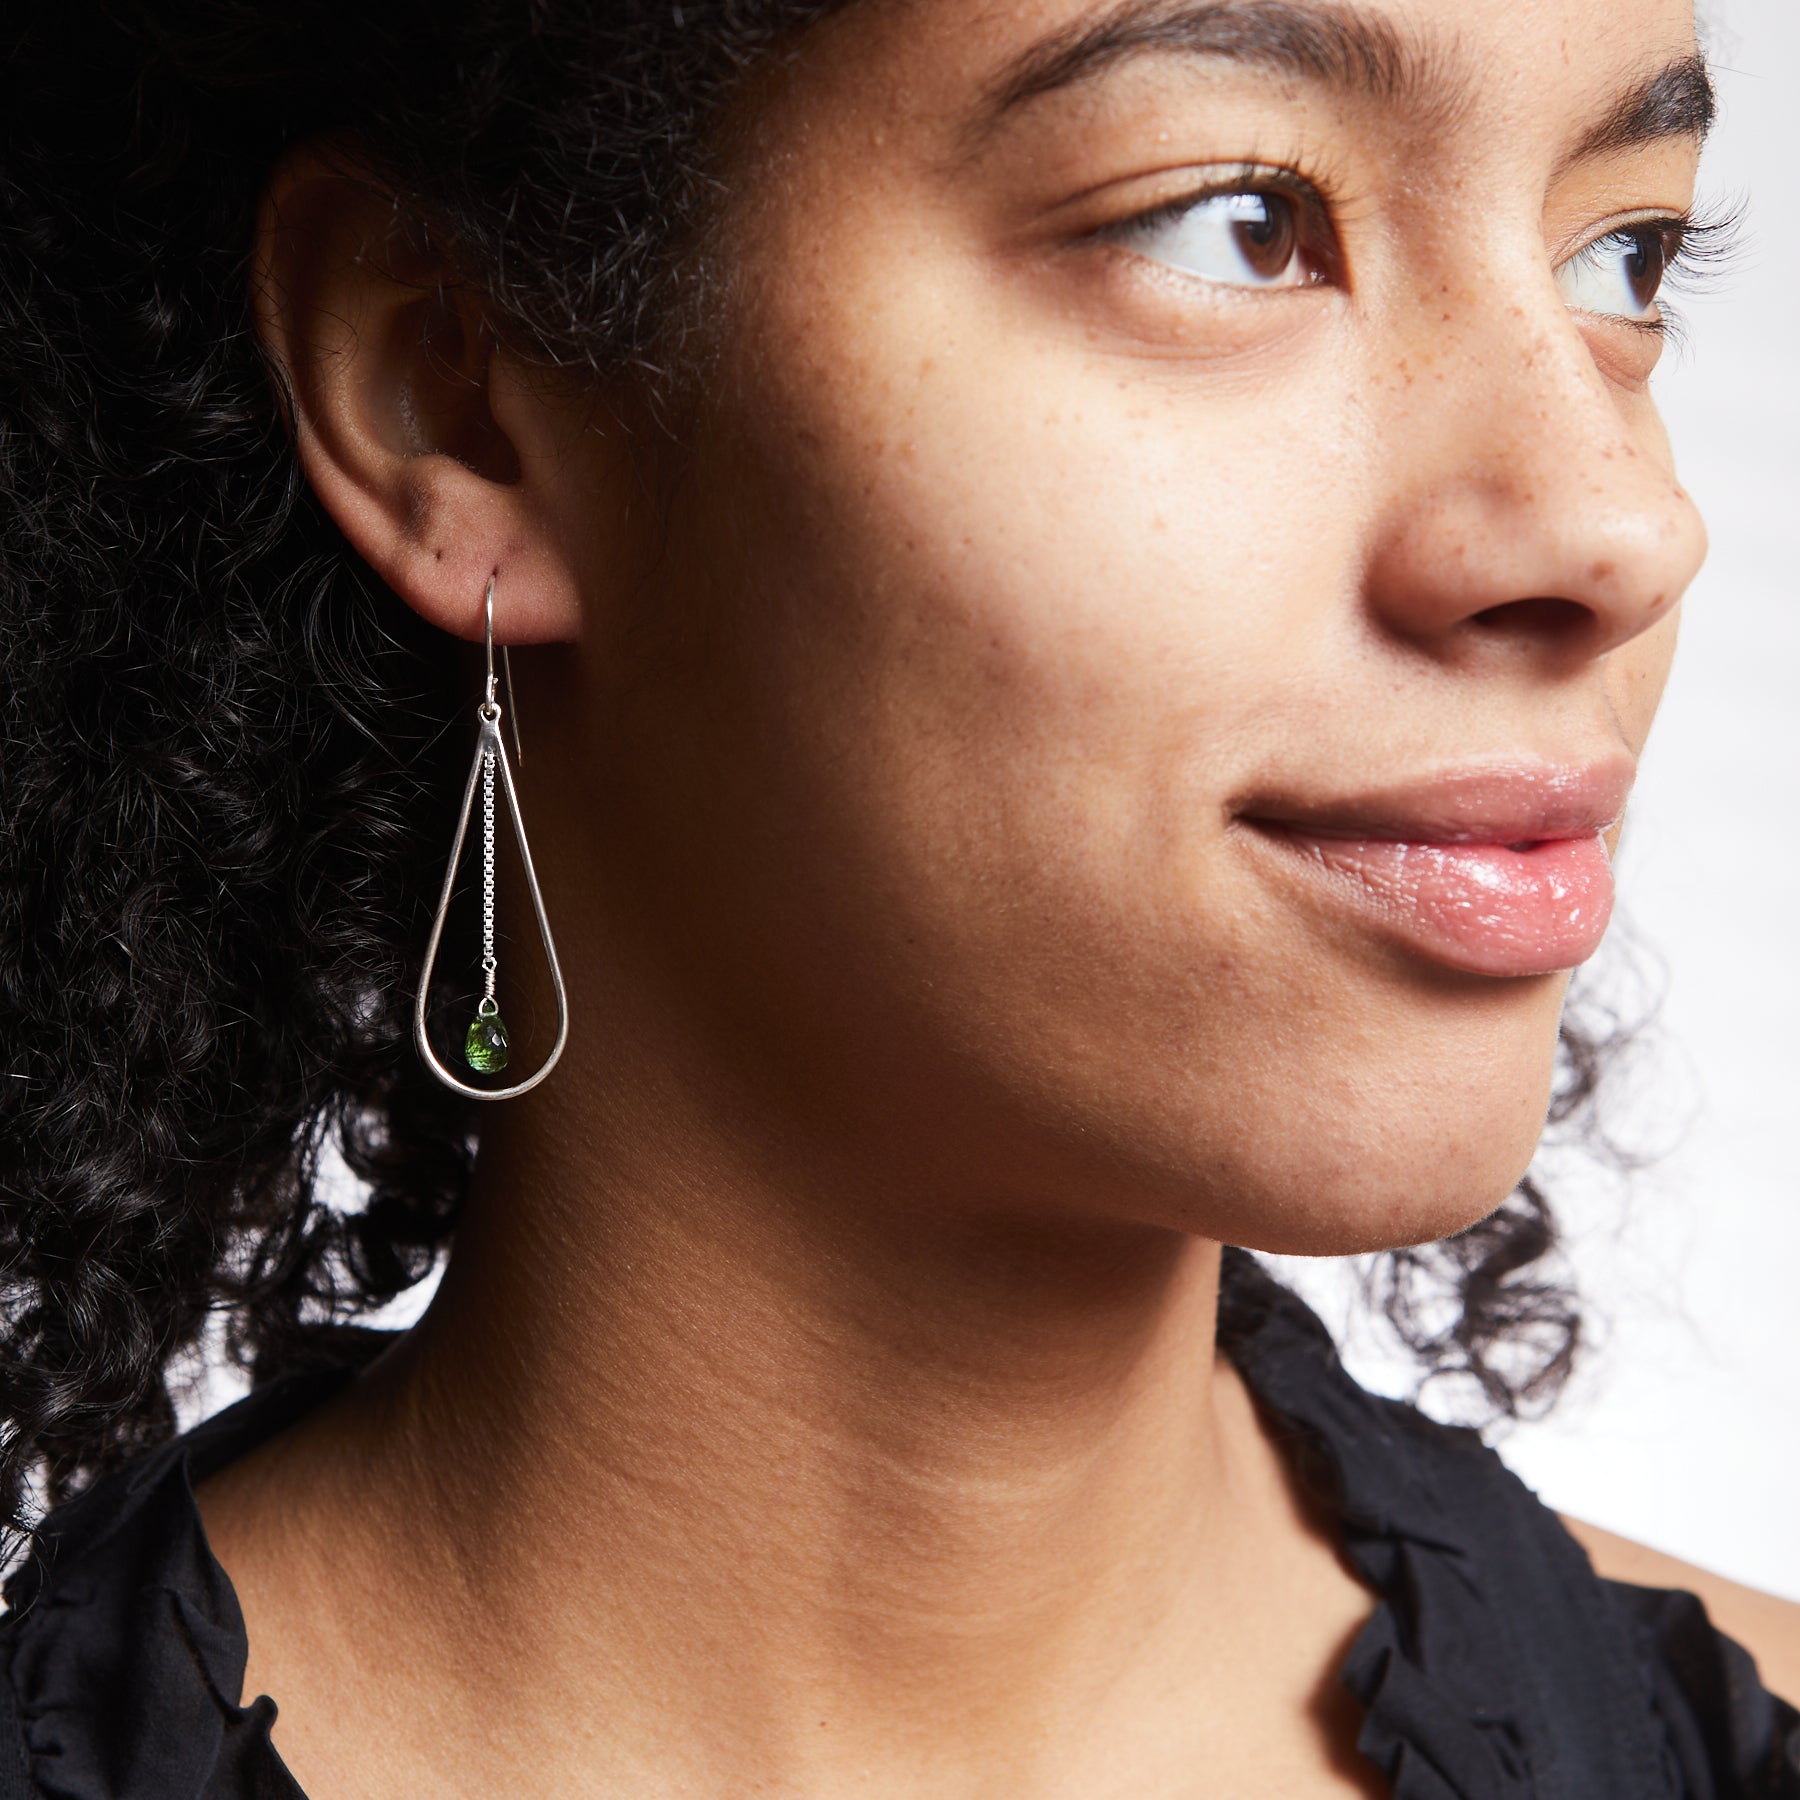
1073, 1008, 1564, 1259
1171, 1087, 1553, 1259
1209, 1173, 1537, 1261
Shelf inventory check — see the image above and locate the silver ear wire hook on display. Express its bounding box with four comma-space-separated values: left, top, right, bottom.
483, 575, 523, 766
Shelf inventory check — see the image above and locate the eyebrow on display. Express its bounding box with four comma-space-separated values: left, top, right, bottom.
986, 0, 1439, 116
1564, 53, 1716, 164
981, 0, 1716, 159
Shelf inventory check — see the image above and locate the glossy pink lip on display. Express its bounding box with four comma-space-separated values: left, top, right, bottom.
1240, 762, 1631, 977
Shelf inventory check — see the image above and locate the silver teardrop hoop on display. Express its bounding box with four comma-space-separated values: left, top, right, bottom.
413, 577, 569, 1101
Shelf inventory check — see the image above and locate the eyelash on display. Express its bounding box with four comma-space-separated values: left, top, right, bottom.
1103, 170, 1744, 341
1621, 201, 1743, 349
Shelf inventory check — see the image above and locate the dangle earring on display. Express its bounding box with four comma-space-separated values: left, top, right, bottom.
413, 577, 569, 1100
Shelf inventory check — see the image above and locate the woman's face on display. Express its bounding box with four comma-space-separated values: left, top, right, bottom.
556, 0, 1708, 1252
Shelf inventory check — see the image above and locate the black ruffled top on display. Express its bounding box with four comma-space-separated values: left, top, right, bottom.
0, 1254, 1794, 1799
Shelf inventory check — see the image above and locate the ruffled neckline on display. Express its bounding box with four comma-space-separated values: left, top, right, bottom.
1218, 1248, 1800, 1800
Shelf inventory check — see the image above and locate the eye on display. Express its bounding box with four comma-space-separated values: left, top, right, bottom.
1108, 186, 1325, 290
1555, 223, 1677, 324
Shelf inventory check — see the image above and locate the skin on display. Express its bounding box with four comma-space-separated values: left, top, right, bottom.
198, 0, 1800, 1794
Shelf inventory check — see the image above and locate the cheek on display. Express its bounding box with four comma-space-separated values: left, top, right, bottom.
704, 280, 1350, 1017
659, 244, 1559, 1249
717, 259, 1365, 828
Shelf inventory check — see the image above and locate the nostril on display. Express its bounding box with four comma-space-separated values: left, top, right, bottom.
1470, 596, 1592, 637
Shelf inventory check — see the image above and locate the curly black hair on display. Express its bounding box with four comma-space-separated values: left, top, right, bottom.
0, 0, 1619, 1549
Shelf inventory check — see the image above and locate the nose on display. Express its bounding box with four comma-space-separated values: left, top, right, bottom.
1362, 304, 1708, 668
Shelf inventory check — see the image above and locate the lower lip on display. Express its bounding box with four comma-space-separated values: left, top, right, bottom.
1249, 826, 1615, 977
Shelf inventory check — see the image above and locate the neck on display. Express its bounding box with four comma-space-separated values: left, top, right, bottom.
354, 1034, 1272, 1773
216, 1007, 1369, 1797
424, 1051, 1231, 1606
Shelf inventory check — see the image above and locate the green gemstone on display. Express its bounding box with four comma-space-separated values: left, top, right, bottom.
464, 1011, 511, 1074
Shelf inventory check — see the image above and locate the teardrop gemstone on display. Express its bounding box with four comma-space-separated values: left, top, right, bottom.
465, 1011, 511, 1074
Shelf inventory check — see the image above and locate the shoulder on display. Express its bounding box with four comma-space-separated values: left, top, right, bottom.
1562, 1513, 1800, 1707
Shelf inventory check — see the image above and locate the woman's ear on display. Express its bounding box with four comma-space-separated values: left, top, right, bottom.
250, 145, 590, 644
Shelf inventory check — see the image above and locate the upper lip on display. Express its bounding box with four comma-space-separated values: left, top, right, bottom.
1238, 757, 1635, 846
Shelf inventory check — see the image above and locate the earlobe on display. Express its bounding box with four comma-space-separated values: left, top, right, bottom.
249, 146, 586, 645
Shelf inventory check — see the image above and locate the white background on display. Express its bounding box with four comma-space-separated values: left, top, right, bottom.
1504, 0, 1800, 1601
305, 0, 1799, 1597
1279, 0, 1800, 1601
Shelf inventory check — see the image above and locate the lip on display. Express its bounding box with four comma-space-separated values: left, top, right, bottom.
1238, 760, 1631, 977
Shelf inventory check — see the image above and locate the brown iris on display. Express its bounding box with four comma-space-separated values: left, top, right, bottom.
1230, 192, 1298, 282
1622, 226, 1670, 313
